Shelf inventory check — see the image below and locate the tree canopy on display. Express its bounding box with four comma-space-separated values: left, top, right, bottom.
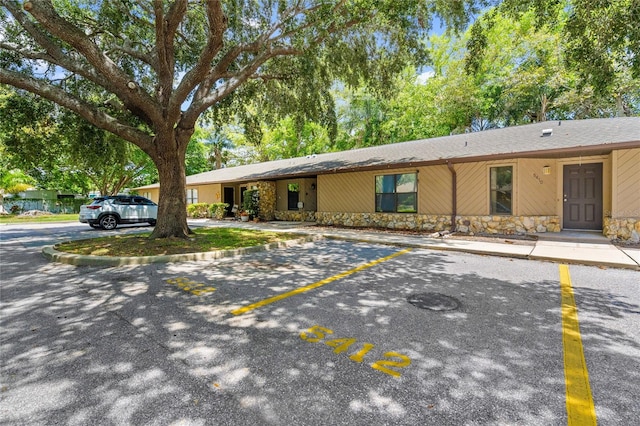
0, 0, 433, 238
1, 0, 638, 236
469, 0, 640, 94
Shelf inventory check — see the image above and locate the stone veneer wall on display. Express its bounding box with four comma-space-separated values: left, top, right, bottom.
275, 210, 317, 222
257, 181, 276, 221
313, 211, 561, 234
315, 212, 451, 231
604, 217, 640, 242
273, 211, 638, 241
456, 215, 561, 234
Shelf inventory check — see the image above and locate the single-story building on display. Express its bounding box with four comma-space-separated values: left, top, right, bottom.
136, 117, 640, 240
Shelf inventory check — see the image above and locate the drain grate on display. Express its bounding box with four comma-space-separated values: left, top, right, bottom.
407, 292, 461, 311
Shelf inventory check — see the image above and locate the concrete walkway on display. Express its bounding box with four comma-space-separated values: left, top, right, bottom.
43, 220, 640, 270
297, 224, 639, 270
209, 220, 640, 271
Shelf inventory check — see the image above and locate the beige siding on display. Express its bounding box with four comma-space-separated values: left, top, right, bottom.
456, 162, 489, 215
517, 158, 557, 215
275, 180, 288, 211
302, 178, 318, 211
139, 188, 159, 203
318, 172, 374, 213
186, 183, 222, 204
141, 184, 221, 205
315, 160, 555, 217
603, 155, 612, 218
457, 160, 527, 215
318, 166, 451, 214
420, 165, 452, 214
613, 148, 640, 218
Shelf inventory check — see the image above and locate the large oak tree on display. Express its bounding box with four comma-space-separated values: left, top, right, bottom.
0, 0, 432, 238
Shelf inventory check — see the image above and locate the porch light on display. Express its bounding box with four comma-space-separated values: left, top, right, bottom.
542, 165, 551, 175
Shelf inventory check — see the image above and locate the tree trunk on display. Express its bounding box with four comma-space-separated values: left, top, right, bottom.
150, 131, 190, 239
215, 148, 222, 169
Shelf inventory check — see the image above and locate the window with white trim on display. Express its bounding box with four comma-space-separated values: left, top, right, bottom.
186, 188, 198, 204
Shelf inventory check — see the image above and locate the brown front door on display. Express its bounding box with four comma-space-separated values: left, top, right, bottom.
563, 163, 603, 230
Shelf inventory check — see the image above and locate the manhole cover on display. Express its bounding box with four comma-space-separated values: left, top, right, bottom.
407, 293, 461, 311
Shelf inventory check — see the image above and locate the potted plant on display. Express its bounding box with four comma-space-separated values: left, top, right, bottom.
239, 209, 250, 222
242, 189, 260, 221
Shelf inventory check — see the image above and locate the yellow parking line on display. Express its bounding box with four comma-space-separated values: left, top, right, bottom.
231, 248, 412, 316
559, 264, 597, 426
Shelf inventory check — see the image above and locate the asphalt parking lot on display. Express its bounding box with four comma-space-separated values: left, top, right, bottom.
1, 229, 640, 425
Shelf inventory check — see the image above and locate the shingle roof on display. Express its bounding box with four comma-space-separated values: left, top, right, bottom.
137, 117, 640, 188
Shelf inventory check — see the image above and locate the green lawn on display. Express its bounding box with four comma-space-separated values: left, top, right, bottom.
55, 227, 300, 257
0, 213, 79, 223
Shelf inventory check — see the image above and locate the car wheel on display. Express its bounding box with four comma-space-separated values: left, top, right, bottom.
148, 219, 156, 226
99, 215, 118, 230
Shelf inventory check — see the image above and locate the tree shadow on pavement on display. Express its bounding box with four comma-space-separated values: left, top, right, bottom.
1, 241, 638, 425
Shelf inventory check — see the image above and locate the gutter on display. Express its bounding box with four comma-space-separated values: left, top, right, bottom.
447, 161, 457, 232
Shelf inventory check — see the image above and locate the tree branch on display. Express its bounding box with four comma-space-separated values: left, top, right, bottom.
183, 47, 299, 127
22, 0, 162, 124
154, 0, 186, 110
2, 1, 104, 86
185, 0, 363, 126
108, 41, 154, 67
170, 0, 226, 119
0, 68, 154, 154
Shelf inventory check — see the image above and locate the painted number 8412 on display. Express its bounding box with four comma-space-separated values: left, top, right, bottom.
299, 325, 411, 378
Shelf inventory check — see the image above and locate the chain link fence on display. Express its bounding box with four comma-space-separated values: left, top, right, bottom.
1, 197, 90, 214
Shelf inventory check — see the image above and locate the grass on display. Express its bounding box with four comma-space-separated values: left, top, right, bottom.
55, 227, 301, 257
0, 213, 78, 223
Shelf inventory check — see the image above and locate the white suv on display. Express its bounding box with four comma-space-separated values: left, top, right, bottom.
79, 195, 157, 230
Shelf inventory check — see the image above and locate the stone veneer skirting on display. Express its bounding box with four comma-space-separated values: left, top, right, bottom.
274, 211, 639, 241
275, 210, 317, 222
456, 215, 561, 234
313, 212, 561, 235
604, 217, 640, 242
316, 212, 451, 231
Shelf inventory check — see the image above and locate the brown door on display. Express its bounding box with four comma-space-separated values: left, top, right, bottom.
563, 163, 603, 230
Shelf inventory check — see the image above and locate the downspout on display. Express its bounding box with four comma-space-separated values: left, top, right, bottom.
447, 161, 457, 232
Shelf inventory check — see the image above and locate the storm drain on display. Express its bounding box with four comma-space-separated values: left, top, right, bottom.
407, 292, 461, 311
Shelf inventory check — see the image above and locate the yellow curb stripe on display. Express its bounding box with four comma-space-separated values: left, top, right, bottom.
559, 264, 597, 426
231, 248, 412, 316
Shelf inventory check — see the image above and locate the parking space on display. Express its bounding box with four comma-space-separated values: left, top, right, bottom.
2, 232, 639, 425
211, 243, 569, 423
106, 241, 567, 422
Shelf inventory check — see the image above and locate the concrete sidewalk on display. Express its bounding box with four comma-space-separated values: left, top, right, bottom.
42, 219, 640, 270
214, 220, 640, 271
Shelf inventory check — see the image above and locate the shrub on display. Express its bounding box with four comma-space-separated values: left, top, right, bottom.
187, 203, 211, 218
209, 202, 229, 220
242, 189, 260, 219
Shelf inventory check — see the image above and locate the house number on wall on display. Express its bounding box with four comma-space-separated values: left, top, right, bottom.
532, 173, 544, 184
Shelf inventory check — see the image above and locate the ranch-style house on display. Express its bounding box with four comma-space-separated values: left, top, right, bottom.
135, 117, 640, 240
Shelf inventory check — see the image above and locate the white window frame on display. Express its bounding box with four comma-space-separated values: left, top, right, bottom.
186, 188, 198, 205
